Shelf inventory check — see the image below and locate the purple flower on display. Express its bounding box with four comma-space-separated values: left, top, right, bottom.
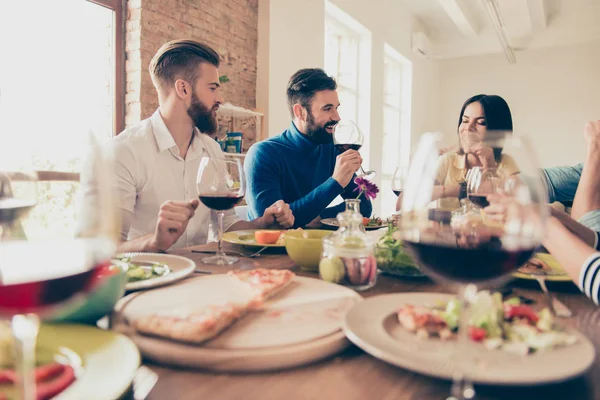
354, 177, 379, 200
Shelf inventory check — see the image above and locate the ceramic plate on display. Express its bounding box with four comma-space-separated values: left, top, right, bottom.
321, 218, 385, 231
222, 229, 285, 248
513, 253, 571, 282
0, 324, 139, 400
343, 293, 594, 385
113, 275, 361, 372
118, 253, 196, 291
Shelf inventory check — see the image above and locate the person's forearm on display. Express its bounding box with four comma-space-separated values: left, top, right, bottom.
117, 234, 159, 253
543, 217, 597, 284
550, 207, 596, 247
572, 149, 600, 219
228, 218, 267, 231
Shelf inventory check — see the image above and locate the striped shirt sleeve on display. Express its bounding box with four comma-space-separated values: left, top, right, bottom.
579, 252, 600, 305
595, 231, 600, 250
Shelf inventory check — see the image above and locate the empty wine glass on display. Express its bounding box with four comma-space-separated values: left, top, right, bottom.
197, 154, 245, 265
333, 120, 376, 180
399, 131, 547, 400
0, 133, 119, 400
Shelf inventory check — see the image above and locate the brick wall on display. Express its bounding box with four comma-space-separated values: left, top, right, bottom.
125, 0, 259, 127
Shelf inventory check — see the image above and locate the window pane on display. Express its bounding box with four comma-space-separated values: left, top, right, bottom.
324, 28, 340, 78
338, 89, 357, 123
337, 36, 358, 90
0, 0, 115, 172
382, 106, 400, 175
384, 59, 401, 108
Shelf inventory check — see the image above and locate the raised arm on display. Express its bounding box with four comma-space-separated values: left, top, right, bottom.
572, 121, 600, 221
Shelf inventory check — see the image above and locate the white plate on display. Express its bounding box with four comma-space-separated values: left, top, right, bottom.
343, 293, 595, 385
118, 253, 196, 291
112, 275, 361, 371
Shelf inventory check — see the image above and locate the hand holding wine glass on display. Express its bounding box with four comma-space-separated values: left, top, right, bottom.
333, 120, 376, 180
197, 154, 245, 265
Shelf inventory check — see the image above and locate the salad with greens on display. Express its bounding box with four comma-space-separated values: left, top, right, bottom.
114, 256, 171, 283
375, 223, 422, 276
397, 291, 577, 355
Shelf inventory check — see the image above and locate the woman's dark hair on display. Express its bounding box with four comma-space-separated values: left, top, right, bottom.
457, 94, 513, 162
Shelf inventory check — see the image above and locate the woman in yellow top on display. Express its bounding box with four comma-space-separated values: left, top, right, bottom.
396, 94, 519, 211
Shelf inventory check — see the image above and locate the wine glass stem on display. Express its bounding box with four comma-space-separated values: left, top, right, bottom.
12, 314, 40, 400
217, 211, 225, 258
450, 283, 477, 400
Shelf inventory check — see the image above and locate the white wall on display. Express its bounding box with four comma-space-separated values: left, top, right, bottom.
257, 0, 441, 216
439, 41, 600, 168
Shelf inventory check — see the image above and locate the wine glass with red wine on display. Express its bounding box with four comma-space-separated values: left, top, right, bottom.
197, 154, 245, 265
391, 166, 408, 197
399, 131, 547, 400
0, 134, 119, 400
466, 166, 500, 209
332, 120, 376, 180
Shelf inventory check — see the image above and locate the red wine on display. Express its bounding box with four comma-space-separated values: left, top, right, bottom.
393, 189, 402, 197
0, 198, 36, 225
0, 239, 116, 317
404, 239, 535, 284
199, 194, 243, 211
468, 194, 489, 208
335, 143, 362, 153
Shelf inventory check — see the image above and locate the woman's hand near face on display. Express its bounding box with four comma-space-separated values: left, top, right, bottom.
470, 143, 497, 169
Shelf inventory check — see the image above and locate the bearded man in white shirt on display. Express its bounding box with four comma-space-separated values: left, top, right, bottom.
110, 39, 294, 253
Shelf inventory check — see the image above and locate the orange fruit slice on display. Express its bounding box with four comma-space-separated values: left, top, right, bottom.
254, 230, 282, 244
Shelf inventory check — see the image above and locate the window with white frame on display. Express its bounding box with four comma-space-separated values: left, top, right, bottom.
380, 44, 412, 215
0, 0, 124, 239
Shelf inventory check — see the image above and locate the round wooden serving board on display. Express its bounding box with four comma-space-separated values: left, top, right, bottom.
112, 274, 362, 372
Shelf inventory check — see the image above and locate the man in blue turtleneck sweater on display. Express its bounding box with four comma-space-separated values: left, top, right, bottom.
245, 68, 372, 228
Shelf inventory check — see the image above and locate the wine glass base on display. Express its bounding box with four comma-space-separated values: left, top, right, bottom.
201, 254, 239, 265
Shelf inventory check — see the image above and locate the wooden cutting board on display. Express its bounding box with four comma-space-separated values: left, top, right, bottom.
112, 274, 362, 371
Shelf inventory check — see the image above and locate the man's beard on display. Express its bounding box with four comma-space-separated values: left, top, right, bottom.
187, 91, 218, 134
304, 110, 337, 144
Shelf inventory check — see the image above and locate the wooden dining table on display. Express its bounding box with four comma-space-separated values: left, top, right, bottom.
138, 241, 600, 400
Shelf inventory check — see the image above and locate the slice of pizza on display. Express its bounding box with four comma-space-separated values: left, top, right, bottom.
227, 268, 295, 305
134, 302, 248, 344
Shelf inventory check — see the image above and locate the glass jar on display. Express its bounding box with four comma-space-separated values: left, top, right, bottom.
344, 198, 365, 232
319, 210, 377, 291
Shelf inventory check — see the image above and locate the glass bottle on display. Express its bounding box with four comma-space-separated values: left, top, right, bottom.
319, 209, 377, 291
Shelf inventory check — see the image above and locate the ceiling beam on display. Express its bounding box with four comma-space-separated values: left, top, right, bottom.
436, 0, 479, 37
527, 0, 548, 31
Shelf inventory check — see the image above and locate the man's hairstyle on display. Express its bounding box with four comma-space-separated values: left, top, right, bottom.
149, 39, 220, 93
286, 68, 337, 117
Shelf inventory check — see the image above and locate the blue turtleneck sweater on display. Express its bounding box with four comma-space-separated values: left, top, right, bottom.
244, 122, 372, 228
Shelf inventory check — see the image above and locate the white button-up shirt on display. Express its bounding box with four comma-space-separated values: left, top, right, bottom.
109, 109, 239, 250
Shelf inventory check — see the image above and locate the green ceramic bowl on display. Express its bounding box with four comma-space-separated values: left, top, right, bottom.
284, 229, 332, 271
49, 261, 128, 325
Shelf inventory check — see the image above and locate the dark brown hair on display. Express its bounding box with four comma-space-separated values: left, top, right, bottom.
457, 94, 513, 162
286, 68, 337, 117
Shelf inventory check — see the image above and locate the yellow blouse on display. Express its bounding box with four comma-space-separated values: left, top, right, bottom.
434, 152, 520, 210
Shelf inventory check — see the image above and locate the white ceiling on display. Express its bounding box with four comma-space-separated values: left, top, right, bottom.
400, 0, 600, 62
